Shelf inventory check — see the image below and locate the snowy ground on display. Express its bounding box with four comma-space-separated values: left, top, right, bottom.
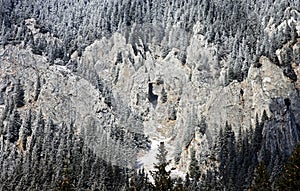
137, 136, 186, 182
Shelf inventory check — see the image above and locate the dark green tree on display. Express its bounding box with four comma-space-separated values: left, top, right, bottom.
250, 161, 271, 191
218, 122, 237, 190
184, 173, 191, 189
34, 75, 41, 102
277, 143, 300, 191
253, 113, 263, 152
59, 162, 72, 191
129, 168, 151, 191
19, 109, 32, 150
150, 142, 174, 191
161, 87, 168, 104
173, 177, 184, 191
14, 79, 25, 108
7, 107, 22, 143
261, 110, 268, 124
189, 149, 200, 181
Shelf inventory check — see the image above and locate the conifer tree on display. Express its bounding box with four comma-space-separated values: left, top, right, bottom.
173, 177, 184, 191
19, 109, 32, 150
161, 87, 168, 104
189, 149, 200, 181
250, 161, 271, 191
129, 168, 150, 191
150, 142, 174, 191
253, 113, 263, 152
14, 79, 25, 108
59, 160, 72, 191
34, 75, 41, 102
7, 107, 22, 143
184, 173, 191, 189
277, 143, 300, 191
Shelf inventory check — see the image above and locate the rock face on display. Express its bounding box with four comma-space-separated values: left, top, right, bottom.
72, 25, 300, 169
6, 21, 294, 177
1, 22, 300, 171
206, 56, 300, 136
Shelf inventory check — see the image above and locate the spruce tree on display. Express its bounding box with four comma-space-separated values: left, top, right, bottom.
161, 87, 168, 104
129, 168, 151, 191
34, 75, 41, 102
7, 107, 22, 143
173, 177, 184, 191
14, 79, 25, 108
189, 149, 200, 181
277, 143, 300, 191
59, 162, 72, 191
184, 173, 191, 189
19, 109, 32, 150
250, 161, 271, 191
150, 142, 173, 191
253, 113, 263, 152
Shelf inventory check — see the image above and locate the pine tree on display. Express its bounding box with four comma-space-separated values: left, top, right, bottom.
19, 109, 32, 150
250, 161, 271, 191
7, 107, 22, 143
14, 79, 25, 108
161, 87, 168, 104
261, 110, 268, 124
173, 177, 184, 191
184, 173, 191, 189
34, 75, 41, 101
59, 160, 72, 191
219, 122, 237, 190
277, 143, 300, 191
150, 142, 174, 191
253, 113, 263, 152
156, 142, 168, 165
129, 168, 150, 191
189, 149, 200, 181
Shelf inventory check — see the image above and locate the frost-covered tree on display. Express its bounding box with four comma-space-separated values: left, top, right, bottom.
150, 142, 174, 191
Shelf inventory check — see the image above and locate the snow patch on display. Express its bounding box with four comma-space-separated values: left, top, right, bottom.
263, 77, 271, 83
137, 136, 187, 181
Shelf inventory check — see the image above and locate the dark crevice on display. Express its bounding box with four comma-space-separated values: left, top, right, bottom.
148, 83, 158, 108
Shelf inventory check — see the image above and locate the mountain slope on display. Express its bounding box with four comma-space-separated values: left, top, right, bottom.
1, 0, 300, 190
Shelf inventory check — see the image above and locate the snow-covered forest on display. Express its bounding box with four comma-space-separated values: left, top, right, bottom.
1, 0, 300, 190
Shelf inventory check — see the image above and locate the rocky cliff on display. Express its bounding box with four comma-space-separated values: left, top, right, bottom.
1, 0, 300, 190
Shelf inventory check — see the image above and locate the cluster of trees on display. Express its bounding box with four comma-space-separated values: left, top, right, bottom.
1, 0, 299, 84
0, 88, 130, 190
129, 142, 187, 191
1, 0, 300, 190
129, 111, 300, 191
250, 142, 300, 191
0, 75, 146, 190
1, 77, 300, 190
197, 108, 300, 190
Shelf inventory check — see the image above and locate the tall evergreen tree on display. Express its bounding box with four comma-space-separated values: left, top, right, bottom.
184, 173, 191, 189
253, 113, 263, 153
7, 107, 22, 143
150, 142, 174, 191
189, 149, 200, 181
14, 79, 25, 108
19, 109, 32, 150
129, 168, 150, 191
173, 177, 184, 191
277, 143, 300, 191
250, 161, 271, 191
